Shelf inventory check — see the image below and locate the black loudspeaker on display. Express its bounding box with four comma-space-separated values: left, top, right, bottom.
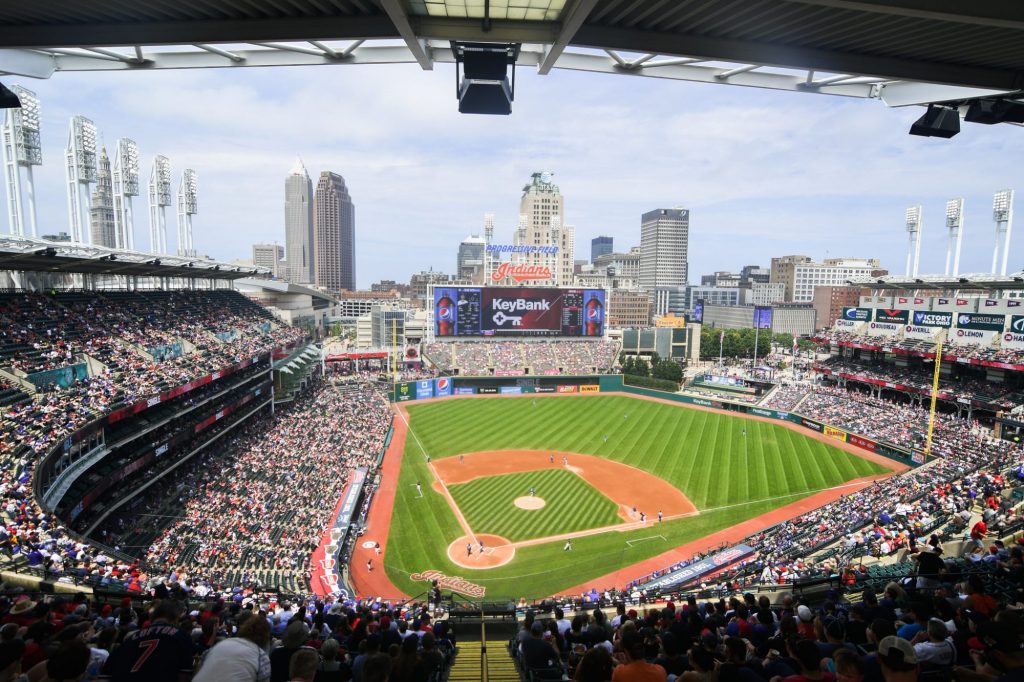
458, 78, 513, 115
909, 105, 960, 138
0, 83, 22, 109
964, 98, 1024, 125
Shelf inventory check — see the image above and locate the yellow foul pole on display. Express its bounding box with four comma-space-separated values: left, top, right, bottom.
923, 339, 943, 460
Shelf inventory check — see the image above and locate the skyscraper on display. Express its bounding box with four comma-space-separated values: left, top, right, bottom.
253, 243, 284, 276
89, 147, 116, 248
313, 171, 355, 291
639, 208, 689, 290
591, 235, 613, 262
284, 158, 314, 284
510, 172, 575, 287
457, 235, 486, 283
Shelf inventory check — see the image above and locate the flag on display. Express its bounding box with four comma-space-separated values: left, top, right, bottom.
720, 330, 725, 344
792, 336, 798, 354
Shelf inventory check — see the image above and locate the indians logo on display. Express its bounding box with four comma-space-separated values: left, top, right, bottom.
410, 570, 485, 598
491, 261, 553, 283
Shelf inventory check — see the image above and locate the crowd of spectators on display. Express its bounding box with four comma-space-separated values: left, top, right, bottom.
0, 590, 457, 682
513, 566, 1023, 682
762, 384, 811, 411
816, 330, 1024, 367
0, 290, 307, 595
815, 358, 1023, 410
424, 339, 619, 376
134, 376, 392, 594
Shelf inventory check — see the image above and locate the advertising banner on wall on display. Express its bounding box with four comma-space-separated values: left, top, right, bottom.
841, 307, 872, 321
866, 322, 901, 337
416, 379, 434, 399
823, 426, 848, 442
434, 377, 452, 397
640, 544, 755, 590
580, 385, 600, 393
910, 311, 953, 328
956, 313, 1006, 331
874, 309, 909, 324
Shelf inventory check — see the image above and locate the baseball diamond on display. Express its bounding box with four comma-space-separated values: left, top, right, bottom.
354, 393, 892, 600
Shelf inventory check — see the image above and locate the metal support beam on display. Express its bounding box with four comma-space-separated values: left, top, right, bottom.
0, 48, 56, 78
538, 0, 601, 75
378, 0, 432, 70
193, 43, 245, 62
782, 0, 1024, 31
573, 24, 1024, 90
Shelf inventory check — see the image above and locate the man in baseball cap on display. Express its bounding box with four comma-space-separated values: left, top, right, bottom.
877, 636, 917, 681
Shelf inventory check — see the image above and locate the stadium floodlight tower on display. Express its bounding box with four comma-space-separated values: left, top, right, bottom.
992, 189, 1014, 276
1, 85, 42, 237
176, 168, 197, 257
944, 198, 964, 277
147, 155, 171, 254
111, 138, 139, 250
904, 205, 923, 278
64, 116, 98, 244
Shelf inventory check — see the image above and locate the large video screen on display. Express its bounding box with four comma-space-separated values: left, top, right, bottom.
434, 286, 606, 337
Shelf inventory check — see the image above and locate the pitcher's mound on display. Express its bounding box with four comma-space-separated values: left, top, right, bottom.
447, 534, 515, 569
514, 496, 546, 510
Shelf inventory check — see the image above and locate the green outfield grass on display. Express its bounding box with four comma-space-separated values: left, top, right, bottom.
384, 394, 889, 600
449, 469, 621, 542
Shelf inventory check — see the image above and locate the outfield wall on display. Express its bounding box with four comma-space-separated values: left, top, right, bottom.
391, 375, 919, 468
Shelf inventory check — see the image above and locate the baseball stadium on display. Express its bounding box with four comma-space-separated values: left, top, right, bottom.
1, 2, 1023, 681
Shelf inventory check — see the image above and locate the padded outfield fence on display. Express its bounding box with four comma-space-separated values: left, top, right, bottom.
390, 374, 922, 469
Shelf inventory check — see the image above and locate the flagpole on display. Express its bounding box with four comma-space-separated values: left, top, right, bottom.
718, 330, 724, 370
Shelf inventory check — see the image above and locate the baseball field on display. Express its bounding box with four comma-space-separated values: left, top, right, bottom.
375, 394, 890, 600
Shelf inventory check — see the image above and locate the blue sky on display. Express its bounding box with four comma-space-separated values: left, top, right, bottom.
4, 60, 1023, 288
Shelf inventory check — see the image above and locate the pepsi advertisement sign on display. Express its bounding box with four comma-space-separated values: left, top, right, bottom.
434, 377, 452, 397
842, 307, 872, 321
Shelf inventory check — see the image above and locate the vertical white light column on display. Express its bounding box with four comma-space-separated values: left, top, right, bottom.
65, 116, 98, 244
944, 198, 964, 277
2, 86, 42, 236
992, 189, 1014, 277
112, 138, 139, 250
148, 155, 171, 253
905, 205, 923, 278
176, 168, 197, 257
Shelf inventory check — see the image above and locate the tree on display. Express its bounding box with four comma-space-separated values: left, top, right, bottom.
652, 359, 683, 383
631, 357, 650, 377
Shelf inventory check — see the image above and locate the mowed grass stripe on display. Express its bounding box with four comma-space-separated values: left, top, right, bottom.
385, 395, 891, 599
449, 469, 621, 542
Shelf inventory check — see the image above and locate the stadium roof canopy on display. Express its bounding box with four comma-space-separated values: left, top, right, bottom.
0, 235, 268, 280
850, 272, 1024, 292
1, 1, 1022, 110
235, 277, 340, 304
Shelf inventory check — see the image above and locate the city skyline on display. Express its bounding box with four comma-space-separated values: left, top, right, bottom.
1, 64, 1022, 288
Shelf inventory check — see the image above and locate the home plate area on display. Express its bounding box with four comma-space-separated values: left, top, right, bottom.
447, 534, 515, 568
